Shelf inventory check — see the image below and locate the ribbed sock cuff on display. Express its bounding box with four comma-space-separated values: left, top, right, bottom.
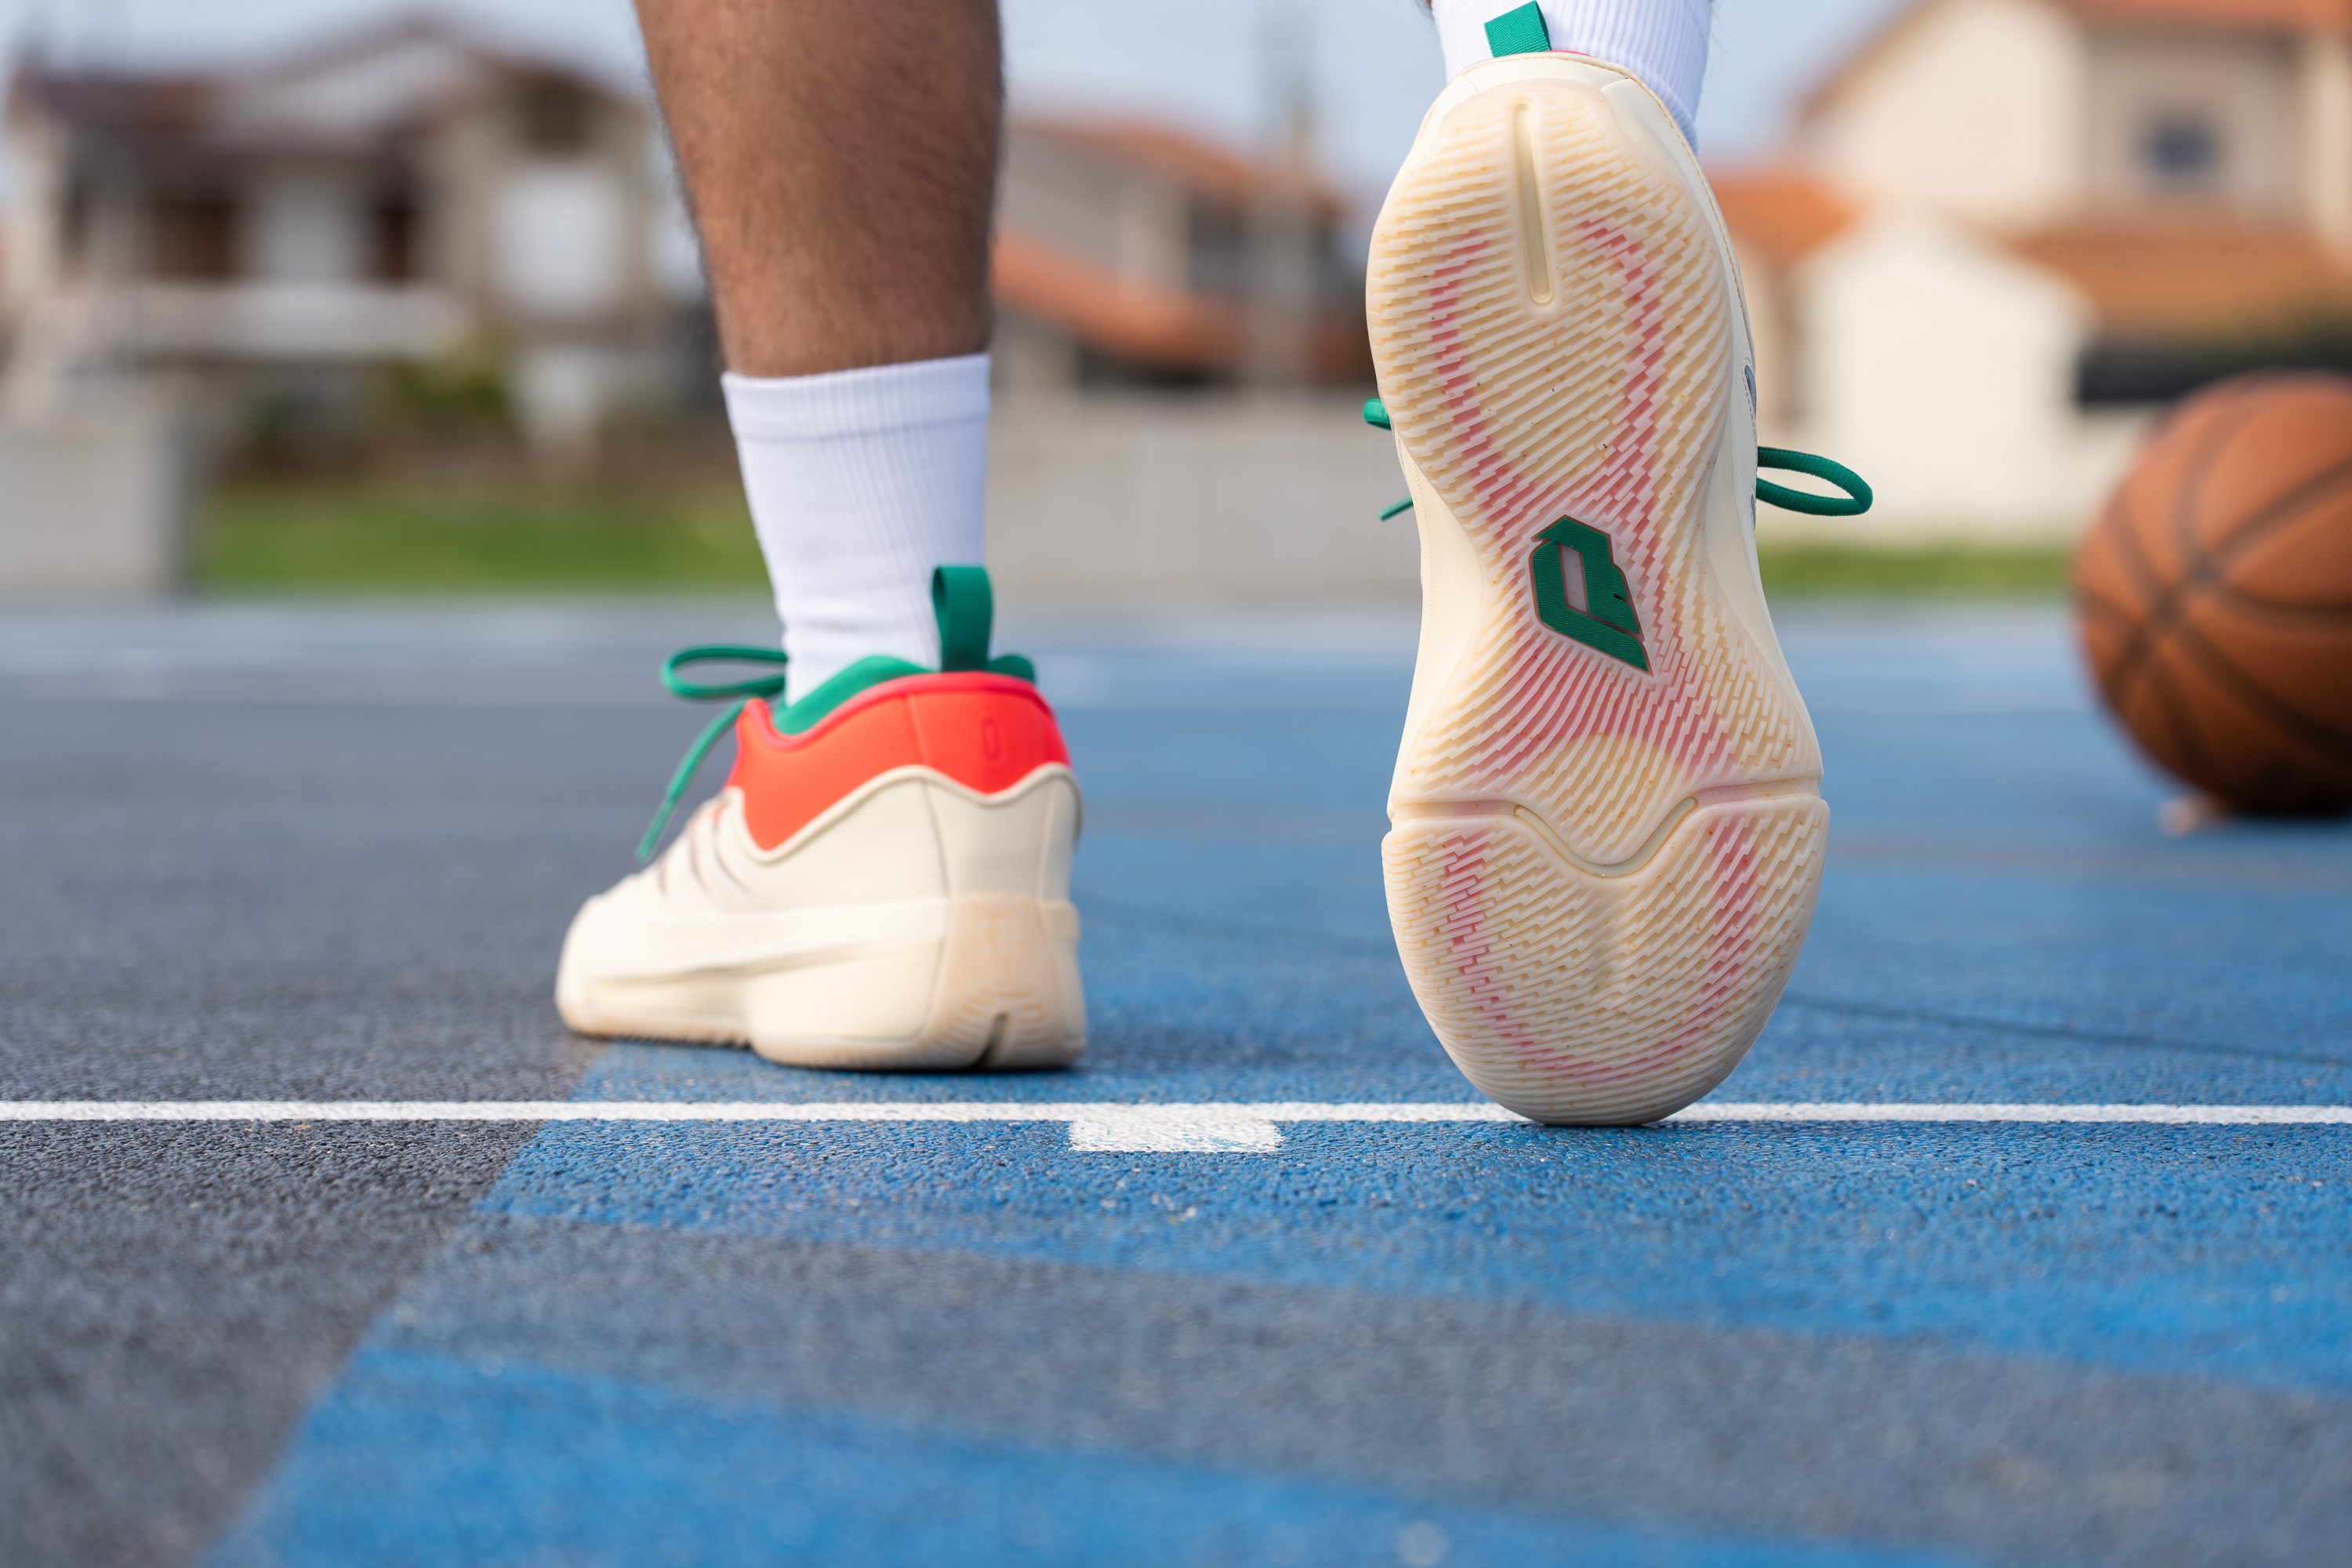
721, 353, 991, 443
1430, 0, 1712, 146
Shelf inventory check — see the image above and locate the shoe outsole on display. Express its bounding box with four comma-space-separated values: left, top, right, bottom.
1369, 58, 1827, 1125
556, 895, 1085, 1072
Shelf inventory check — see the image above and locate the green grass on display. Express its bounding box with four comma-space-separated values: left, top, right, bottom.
198, 480, 766, 592
1759, 540, 2073, 598
201, 480, 2077, 598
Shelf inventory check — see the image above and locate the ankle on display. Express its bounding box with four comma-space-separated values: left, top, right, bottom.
722, 354, 992, 702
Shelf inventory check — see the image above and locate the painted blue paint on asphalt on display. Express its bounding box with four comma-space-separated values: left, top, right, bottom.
465, 605, 2352, 1391
477, 1120, 2352, 1392
549, 613, 2351, 1109
211, 1348, 1961, 1568
216, 609, 2352, 1562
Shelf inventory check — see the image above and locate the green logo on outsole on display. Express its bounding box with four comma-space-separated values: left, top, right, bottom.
1529, 517, 1650, 673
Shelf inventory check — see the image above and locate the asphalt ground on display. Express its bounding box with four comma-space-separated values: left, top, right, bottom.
1, 601, 2347, 1567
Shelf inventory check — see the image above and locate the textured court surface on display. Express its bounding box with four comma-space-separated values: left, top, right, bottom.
2, 602, 2348, 1567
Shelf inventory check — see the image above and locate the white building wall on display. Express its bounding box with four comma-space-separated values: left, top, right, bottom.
648, 138, 707, 304
3, 118, 64, 314
2300, 34, 2352, 255
493, 162, 630, 321
1807, 0, 2087, 234
1787, 214, 2098, 540
1736, 256, 1801, 430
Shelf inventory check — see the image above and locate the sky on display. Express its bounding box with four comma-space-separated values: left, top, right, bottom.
7, 0, 1907, 202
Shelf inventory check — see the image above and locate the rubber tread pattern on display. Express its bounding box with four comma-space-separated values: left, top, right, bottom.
1369, 64, 1828, 1123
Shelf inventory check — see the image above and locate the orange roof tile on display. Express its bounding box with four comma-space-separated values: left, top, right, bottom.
993, 230, 1243, 373
991, 229, 1367, 381
2012, 220, 2352, 336
2055, 0, 2352, 27
1708, 167, 1860, 267
1010, 114, 1348, 222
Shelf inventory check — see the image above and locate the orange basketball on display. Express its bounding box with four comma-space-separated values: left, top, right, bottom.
2075, 372, 2352, 815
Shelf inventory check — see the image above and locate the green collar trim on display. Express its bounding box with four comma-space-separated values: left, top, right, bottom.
773, 654, 925, 735
633, 564, 1036, 859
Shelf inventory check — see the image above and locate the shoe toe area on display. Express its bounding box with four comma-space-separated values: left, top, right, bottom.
552, 873, 663, 1028
550, 770, 1089, 1069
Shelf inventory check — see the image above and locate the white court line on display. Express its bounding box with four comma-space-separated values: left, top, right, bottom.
2, 1100, 2348, 1151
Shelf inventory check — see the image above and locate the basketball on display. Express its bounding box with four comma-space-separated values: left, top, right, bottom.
2075, 373, 2352, 815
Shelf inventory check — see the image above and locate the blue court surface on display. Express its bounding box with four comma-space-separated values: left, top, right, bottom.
4, 602, 2349, 1566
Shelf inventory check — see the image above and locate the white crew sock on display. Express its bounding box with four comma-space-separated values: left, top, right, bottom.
1429, 0, 1711, 147
721, 353, 990, 702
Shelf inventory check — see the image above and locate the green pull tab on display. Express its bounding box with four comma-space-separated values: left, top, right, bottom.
931, 564, 994, 671
1486, 2, 1551, 56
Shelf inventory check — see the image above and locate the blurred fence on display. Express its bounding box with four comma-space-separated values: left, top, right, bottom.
986, 391, 1416, 604
0, 386, 189, 597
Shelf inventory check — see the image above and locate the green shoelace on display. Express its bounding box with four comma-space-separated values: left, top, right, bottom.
636, 406, 1869, 863
634, 565, 1030, 862
1755, 446, 1874, 517
1359, 397, 1874, 518
633, 644, 791, 861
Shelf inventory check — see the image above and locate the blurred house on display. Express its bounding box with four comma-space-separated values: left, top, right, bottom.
2, 17, 699, 448
979, 118, 1385, 604
1716, 0, 2352, 535
994, 116, 1370, 388
0, 16, 1365, 468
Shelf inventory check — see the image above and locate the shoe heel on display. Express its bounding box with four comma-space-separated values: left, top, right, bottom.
923, 893, 1087, 1070
1385, 792, 1826, 1124
742, 769, 1087, 1072
920, 770, 1087, 1069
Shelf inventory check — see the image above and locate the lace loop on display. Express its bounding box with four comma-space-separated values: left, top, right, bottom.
636, 645, 790, 862
658, 643, 789, 702
1757, 447, 1874, 517
1362, 402, 1874, 523
630, 566, 1036, 863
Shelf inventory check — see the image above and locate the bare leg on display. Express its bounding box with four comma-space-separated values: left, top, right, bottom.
560, 2, 1080, 1066
635, 0, 1003, 377
633, 0, 1003, 696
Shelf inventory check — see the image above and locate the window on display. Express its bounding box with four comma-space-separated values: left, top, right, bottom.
145, 190, 238, 281
516, 81, 594, 157
61, 176, 91, 269
371, 191, 418, 282
2142, 113, 2220, 191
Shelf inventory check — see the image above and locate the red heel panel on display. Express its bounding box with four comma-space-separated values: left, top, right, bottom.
727, 674, 1071, 852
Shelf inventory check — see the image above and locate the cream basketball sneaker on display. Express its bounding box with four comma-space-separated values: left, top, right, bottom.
1364, 17, 1871, 1123
556, 566, 1086, 1071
